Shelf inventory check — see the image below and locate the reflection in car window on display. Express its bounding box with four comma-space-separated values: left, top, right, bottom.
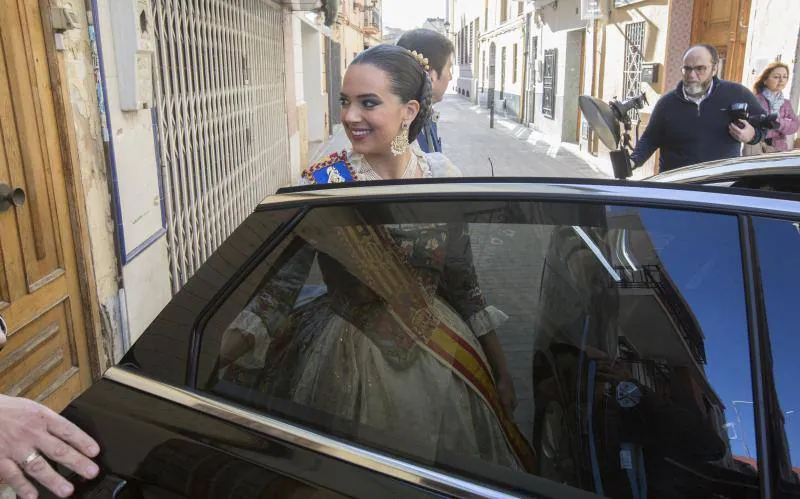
199, 201, 759, 497
753, 217, 800, 489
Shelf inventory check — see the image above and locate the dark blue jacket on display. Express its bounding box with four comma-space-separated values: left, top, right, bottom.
415, 119, 442, 153
631, 78, 765, 172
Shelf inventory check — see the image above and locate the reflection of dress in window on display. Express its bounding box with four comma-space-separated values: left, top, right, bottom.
219, 211, 534, 472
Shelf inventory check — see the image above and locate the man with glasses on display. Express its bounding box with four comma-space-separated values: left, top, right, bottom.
630, 44, 765, 172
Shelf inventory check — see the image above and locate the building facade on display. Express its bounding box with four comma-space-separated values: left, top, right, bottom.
447, 0, 799, 175
579, 0, 683, 177
526, 0, 585, 142
0, 0, 350, 416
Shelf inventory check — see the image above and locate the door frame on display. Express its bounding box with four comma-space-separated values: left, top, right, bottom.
690, 0, 752, 82
34, 0, 106, 378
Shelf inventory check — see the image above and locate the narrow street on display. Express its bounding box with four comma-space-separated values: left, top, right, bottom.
435, 93, 612, 179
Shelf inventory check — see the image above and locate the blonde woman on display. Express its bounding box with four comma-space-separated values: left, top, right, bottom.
745, 61, 800, 154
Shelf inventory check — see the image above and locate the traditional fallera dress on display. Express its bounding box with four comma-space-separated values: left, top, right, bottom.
218, 145, 536, 471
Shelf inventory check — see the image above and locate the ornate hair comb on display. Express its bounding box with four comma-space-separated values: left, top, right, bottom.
407, 50, 430, 72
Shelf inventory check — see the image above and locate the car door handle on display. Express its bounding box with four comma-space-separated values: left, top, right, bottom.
73, 473, 131, 499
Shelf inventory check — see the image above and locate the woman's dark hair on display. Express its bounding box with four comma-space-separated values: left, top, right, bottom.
351, 44, 433, 141
752, 61, 790, 94
396, 28, 455, 77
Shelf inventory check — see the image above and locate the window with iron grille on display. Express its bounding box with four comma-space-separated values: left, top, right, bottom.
623, 21, 645, 121
542, 48, 556, 119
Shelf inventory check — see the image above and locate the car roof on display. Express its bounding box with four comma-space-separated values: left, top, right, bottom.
646, 151, 800, 185
268, 177, 800, 220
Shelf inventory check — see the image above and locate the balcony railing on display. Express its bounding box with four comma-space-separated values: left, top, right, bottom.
363, 9, 380, 34
615, 264, 707, 364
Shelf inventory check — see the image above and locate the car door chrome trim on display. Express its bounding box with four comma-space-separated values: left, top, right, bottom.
261, 180, 800, 220
103, 366, 522, 498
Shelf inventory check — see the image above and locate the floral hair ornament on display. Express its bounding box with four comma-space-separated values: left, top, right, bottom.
408, 50, 430, 72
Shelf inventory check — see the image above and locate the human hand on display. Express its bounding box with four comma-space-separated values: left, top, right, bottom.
729, 119, 756, 143
496, 372, 518, 416
0, 395, 100, 499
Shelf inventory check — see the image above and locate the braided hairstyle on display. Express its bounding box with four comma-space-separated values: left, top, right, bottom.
351, 44, 433, 141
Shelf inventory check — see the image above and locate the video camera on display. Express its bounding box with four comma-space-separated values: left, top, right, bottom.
723, 102, 781, 130
578, 93, 649, 180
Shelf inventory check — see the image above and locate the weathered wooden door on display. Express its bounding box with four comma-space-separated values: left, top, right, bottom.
691, 0, 752, 82
0, 0, 92, 410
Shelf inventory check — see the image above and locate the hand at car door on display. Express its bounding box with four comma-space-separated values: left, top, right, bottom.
0, 394, 100, 499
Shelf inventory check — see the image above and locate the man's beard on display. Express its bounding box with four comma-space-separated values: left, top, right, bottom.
684, 79, 712, 98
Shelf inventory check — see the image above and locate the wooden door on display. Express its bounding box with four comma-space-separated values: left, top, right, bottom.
0, 0, 93, 410
691, 0, 752, 82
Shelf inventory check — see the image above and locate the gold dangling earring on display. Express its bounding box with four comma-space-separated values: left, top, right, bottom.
391, 122, 410, 156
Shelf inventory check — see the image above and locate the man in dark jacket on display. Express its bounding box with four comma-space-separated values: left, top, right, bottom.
396, 29, 454, 153
631, 44, 765, 172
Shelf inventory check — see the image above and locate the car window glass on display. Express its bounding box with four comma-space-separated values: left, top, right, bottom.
198, 200, 759, 496
753, 217, 800, 489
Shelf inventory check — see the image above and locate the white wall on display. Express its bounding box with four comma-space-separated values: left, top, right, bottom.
485, 27, 525, 98
743, 0, 800, 105
302, 23, 328, 143
531, 26, 569, 140
58, 0, 124, 365
96, 1, 172, 344
529, 0, 586, 140
293, 16, 305, 104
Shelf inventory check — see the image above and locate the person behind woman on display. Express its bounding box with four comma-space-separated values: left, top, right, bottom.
395, 29, 454, 153
219, 44, 535, 472
745, 61, 800, 155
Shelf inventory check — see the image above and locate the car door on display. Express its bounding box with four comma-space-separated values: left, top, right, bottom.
55, 181, 800, 498
54, 208, 442, 499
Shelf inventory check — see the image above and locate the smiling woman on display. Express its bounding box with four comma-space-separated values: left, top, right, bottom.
300, 44, 459, 185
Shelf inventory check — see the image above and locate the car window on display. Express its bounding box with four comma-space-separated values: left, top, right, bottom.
121, 208, 298, 385
197, 200, 760, 496
753, 217, 800, 491
730, 176, 800, 195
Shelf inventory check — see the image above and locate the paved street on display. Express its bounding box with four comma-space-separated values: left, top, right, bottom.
435, 93, 612, 179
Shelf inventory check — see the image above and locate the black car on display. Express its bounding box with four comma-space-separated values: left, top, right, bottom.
56, 177, 800, 498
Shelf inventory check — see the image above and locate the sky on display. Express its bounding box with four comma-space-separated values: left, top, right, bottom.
636, 208, 799, 468
382, 0, 445, 30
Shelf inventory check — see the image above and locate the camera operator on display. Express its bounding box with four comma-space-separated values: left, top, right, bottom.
630, 44, 766, 173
